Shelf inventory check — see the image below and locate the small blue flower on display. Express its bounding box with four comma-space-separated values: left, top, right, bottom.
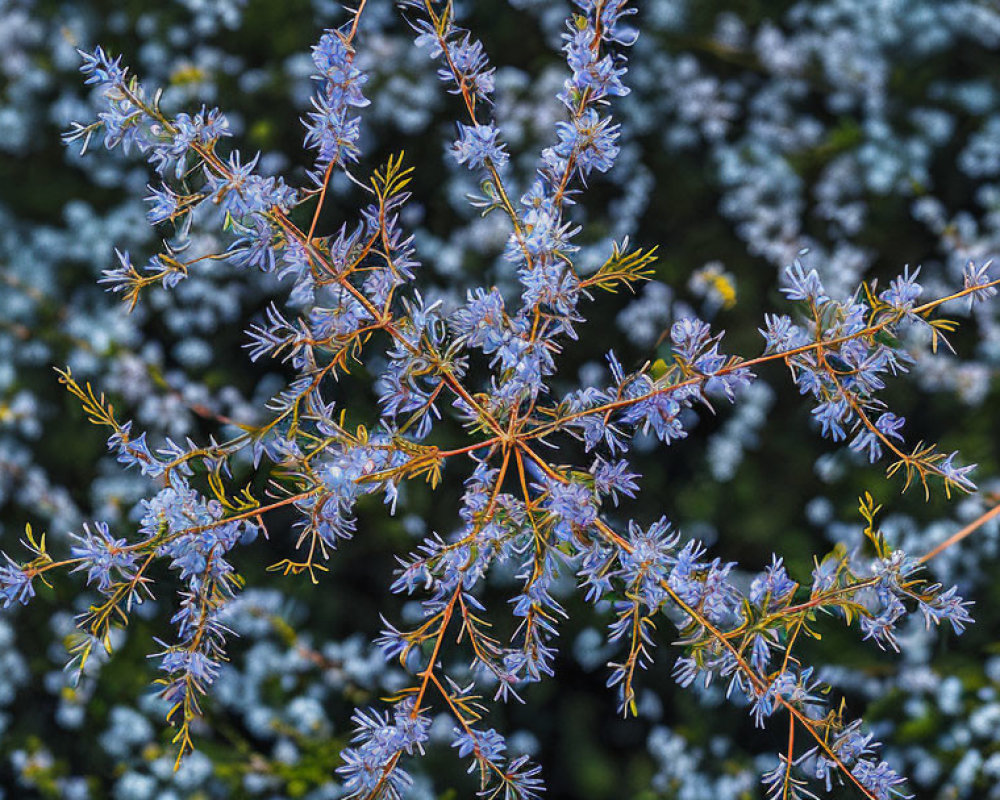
451, 726, 506, 762
963, 259, 997, 305
554, 109, 620, 177
879, 265, 922, 312
78, 46, 126, 88
938, 451, 977, 493
144, 184, 181, 225
781, 259, 829, 305
542, 476, 597, 540
590, 457, 639, 505
851, 759, 910, 800
70, 522, 138, 592
749, 556, 797, 609
0, 557, 34, 609
452, 123, 508, 170
918, 586, 974, 634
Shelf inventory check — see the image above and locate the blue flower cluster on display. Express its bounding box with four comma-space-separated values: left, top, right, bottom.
761, 258, 988, 496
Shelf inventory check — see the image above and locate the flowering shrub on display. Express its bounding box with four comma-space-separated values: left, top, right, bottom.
3, 1, 1000, 799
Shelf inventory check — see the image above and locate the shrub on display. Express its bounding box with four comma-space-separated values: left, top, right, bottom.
2, 1, 1000, 798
